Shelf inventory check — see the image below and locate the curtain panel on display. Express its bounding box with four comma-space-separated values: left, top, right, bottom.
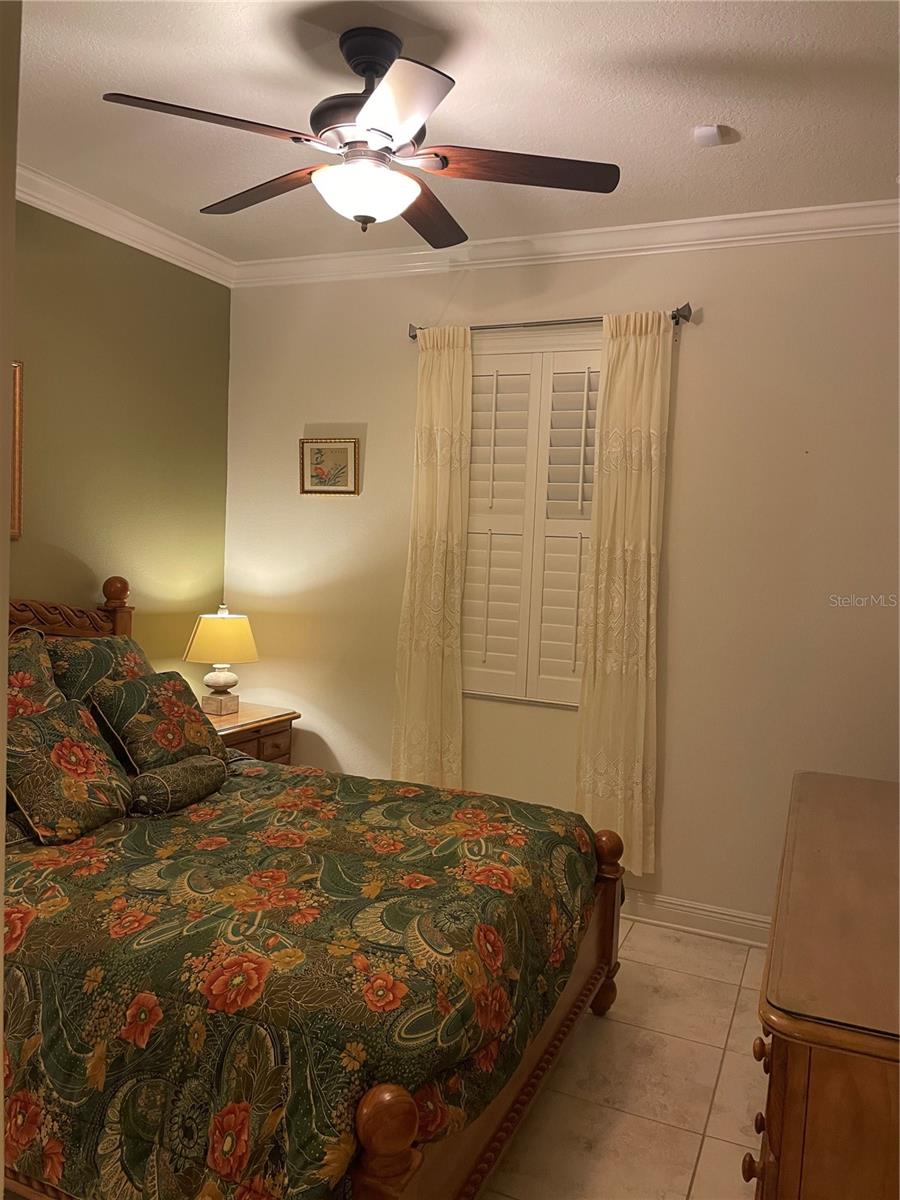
392, 326, 473, 787
575, 311, 674, 875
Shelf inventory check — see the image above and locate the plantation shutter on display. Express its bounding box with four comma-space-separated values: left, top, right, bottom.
462, 352, 541, 697
462, 336, 601, 705
527, 351, 602, 704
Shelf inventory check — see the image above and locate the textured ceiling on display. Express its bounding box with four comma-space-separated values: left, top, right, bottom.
18, 0, 899, 262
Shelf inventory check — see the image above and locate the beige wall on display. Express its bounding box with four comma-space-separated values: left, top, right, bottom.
224, 233, 899, 919
12, 204, 231, 678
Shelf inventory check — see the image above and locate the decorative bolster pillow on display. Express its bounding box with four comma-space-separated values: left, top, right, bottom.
130, 755, 228, 816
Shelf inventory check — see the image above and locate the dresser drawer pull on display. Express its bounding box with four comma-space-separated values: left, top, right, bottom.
752, 1036, 771, 1074
753, 1111, 766, 1135
741, 1152, 764, 1183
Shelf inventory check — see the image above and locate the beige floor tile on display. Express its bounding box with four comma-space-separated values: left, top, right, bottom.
491, 1088, 700, 1200
553, 1013, 721, 1131
726, 987, 762, 1057
618, 917, 634, 946
741, 946, 766, 991
609, 958, 738, 1047
690, 1138, 756, 1200
707, 1052, 768, 1148
621, 924, 749, 984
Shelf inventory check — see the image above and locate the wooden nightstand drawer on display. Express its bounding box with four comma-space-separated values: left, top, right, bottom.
208, 704, 300, 765
260, 729, 291, 761
229, 734, 259, 758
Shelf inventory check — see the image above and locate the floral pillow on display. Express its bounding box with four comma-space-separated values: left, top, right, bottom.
89, 671, 227, 773
6, 699, 131, 843
7, 629, 65, 720
46, 634, 153, 701
130, 754, 227, 816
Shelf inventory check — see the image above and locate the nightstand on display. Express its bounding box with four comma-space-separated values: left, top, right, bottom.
207, 703, 301, 765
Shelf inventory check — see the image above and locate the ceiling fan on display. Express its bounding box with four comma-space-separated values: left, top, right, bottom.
103, 26, 620, 249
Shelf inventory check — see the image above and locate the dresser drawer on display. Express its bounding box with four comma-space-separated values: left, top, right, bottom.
260, 728, 292, 761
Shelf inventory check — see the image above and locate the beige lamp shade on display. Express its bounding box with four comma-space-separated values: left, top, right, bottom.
183, 605, 258, 666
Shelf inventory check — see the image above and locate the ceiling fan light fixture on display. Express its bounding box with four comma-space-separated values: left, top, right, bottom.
311, 159, 421, 226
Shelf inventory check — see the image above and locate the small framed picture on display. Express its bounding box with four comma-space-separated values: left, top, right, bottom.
299, 437, 360, 495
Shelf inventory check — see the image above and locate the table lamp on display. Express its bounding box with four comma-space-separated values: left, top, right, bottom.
183, 604, 258, 716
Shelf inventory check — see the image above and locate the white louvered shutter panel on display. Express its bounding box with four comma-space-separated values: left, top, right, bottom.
462, 352, 541, 697
527, 349, 602, 703
546, 357, 599, 522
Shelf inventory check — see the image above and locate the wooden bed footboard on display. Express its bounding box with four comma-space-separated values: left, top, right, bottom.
351, 829, 625, 1200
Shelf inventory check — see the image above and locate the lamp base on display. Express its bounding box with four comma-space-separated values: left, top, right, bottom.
201, 692, 240, 716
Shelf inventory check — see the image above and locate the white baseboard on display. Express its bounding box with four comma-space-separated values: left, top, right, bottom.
623, 888, 770, 946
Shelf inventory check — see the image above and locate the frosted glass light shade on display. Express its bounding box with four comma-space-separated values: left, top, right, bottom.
312, 160, 421, 223
183, 605, 258, 665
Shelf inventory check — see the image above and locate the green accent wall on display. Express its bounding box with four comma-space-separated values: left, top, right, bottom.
11, 203, 230, 678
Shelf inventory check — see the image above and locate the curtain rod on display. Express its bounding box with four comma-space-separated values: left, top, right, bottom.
407, 302, 693, 342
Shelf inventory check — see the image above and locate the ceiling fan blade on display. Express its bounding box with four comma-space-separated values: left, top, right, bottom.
201, 166, 323, 215
415, 145, 620, 193
103, 93, 336, 152
398, 172, 467, 248
357, 60, 454, 151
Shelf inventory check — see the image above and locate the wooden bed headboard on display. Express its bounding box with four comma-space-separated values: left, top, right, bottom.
8, 576, 134, 639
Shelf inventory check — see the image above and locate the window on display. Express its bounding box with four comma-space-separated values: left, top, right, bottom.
462, 326, 602, 706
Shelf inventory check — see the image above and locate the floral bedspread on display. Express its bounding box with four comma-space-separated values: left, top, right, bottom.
4, 759, 599, 1200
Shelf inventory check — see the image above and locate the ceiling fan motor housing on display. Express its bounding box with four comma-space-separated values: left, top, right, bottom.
309, 28, 425, 154
309, 92, 425, 155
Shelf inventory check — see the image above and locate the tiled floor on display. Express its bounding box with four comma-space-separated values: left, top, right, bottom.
481, 921, 767, 1200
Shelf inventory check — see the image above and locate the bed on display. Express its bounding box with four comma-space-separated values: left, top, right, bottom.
4, 578, 624, 1200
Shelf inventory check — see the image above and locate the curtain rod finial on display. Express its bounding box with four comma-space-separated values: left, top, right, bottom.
672, 302, 692, 325
408, 323, 418, 342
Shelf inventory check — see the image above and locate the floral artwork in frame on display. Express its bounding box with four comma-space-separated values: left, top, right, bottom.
299, 437, 360, 495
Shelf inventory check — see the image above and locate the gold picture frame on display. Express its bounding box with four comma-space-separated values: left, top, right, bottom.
299, 437, 360, 495
10, 360, 22, 540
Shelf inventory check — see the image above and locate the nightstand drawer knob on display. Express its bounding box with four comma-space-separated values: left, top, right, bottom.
754, 1111, 766, 1135
742, 1152, 764, 1183
752, 1036, 771, 1073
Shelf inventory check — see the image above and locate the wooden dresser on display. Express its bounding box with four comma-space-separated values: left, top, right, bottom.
208, 703, 300, 765
743, 772, 899, 1199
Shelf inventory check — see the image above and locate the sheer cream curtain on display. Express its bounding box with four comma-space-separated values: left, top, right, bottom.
392, 327, 472, 787
575, 311, 674, 875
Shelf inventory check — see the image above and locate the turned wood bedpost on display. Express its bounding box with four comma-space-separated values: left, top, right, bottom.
351, 1083, 424, 1200
590, 829, 625, 1017
99, 576, 133, 637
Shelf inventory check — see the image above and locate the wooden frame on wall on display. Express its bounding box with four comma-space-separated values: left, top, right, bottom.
10, 359, 22, 539
299, 436, 360, 495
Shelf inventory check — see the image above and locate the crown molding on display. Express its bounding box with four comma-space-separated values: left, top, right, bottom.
16, 163, 897, 291
231, 198, 899, 287
16, 165, 235, 287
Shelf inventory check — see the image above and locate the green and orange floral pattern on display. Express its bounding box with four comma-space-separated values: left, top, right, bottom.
4, 758, 599, 1199
130, 755, 229, 816
46, 633, 154, 701
6, 699, 131, 843
90, 671, 228, 772
7, 629, 65, 721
